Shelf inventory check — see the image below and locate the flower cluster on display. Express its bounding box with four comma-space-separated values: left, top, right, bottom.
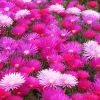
0, 0, 100, 100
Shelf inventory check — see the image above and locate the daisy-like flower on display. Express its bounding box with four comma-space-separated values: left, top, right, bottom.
15, 9, 30, 19
37, 69, 61, 87
22, 0, 32, 3
23, 33, 40, 42
60, 74, 78, 87
83, 40, 100, 60
66, 7, 81, 15
0, 73, 25, 91
61, 41, 82, 54
0, 52, 9, 63
41, 88, 70, 100
17, 42, 37, 56
49, 4, 65, 13
82, 10, 100, 23
0, 14, 13, 27
34, 0, 47, 4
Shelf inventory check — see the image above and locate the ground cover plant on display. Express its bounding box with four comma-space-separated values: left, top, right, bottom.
0, 0, 100, 100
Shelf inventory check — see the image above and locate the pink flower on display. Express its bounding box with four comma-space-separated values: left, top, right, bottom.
15, 9, 30, 19
83, 40, 100, 60
0, 14, 13, 27
83, 93, 98, 100
83, 30, 96, 39
0, 72, 25, 91
50, 63, 65, 72
41, 88, 70, 100
90, 58, 100, 70
78, 80, 91, 91
66, 7, 81, 15
60, 74, 78, 87
7, 95, 23, 100
87, 1, 98, 8
78, 70, 89, 80
72, 93, 84, 100
37, 69, 61, 87
0, 88, 10, 99
11, 25, 27, 36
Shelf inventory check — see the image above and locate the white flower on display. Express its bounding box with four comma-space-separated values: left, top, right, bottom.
0, 73, 25, 91
61, 74, 78, 87
83, 40, 100, 60
37, 69, 62, 87
22, 0, 32, 3
0, 15, 13, 27
49, 4, 65, 13
15, 9, 30, 19
82, 10, 100, 20
66, 7, 81, 15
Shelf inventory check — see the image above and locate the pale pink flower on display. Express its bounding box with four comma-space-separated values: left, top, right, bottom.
60, 74, 78, 87
37, 69, 61, 87
0, 14, 13, 27
83, 40, 100, 59
66, 7, 81, 15
0, 73, 25, 91
49, 4, 65, 13
15, 9, 30, 19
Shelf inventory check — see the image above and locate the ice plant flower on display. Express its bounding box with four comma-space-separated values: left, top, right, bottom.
82, 10, 100, 24
66, 7, 81, 15
60, 74, 78, 87
83, 40, 100, 59
22, 0, 32, 3
15, 9, 30, 19
0, 14, 13, 27
41, 88, 70, 100
17, 42, 37, 56
37, 69, 61, 87
61, 41, 82, 54
0, 72, 25, 91
49, 4, 65, 13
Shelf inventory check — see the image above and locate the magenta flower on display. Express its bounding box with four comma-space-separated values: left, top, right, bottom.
26, 59, 41, 72
83, 30, 96, 39
61, 41, 82, 54
17, 42, 37, 56
78, 80, 91, 91
41, 88, 70, 100
10, 57, 25, 68
90, 58, 100, 70
72, 93, 84, 100
0, 88, 10, 99
7, 95, 23, 100
50, 63, 65, 72
12, 25, 27, 36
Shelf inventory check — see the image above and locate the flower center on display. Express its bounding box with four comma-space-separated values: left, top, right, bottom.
97, 54, 100, 57
87, 20, 92, 24
4, 7, 10, 12
64, 80, 67, 84
71, 19, 75, 22
9, 80, 15, 85
15, 64, 19, 68
68, 49, 74, 53
24, 50, 30, 55
49, 79, 55, 83
71, 30, 76, 33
